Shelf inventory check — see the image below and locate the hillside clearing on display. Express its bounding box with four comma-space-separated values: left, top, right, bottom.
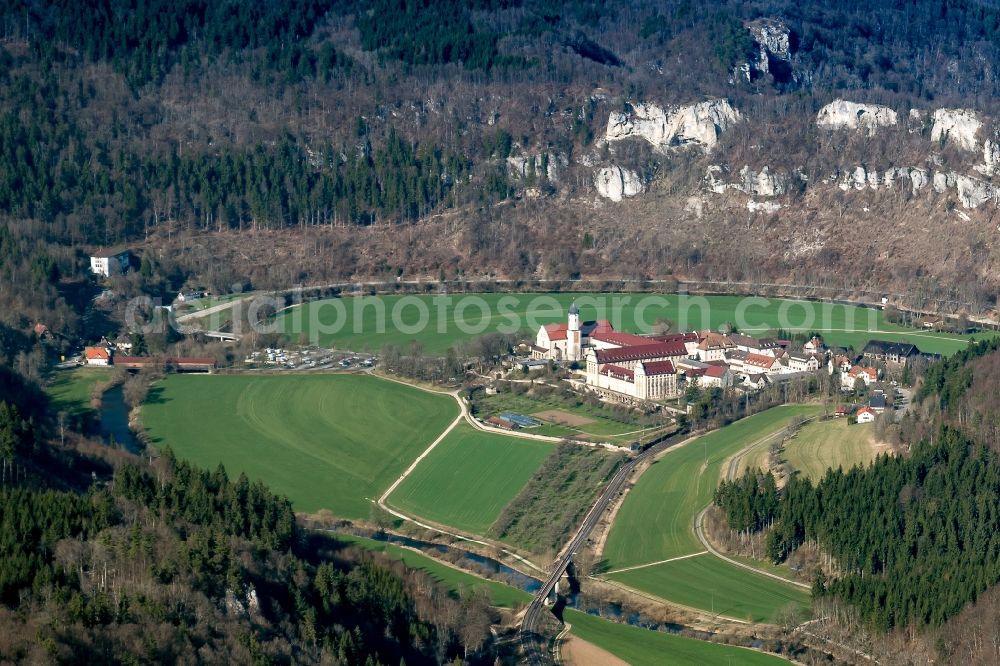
783, 418, 884, 480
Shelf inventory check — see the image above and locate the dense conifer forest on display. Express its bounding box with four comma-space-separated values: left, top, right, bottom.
715, 340, 1000, 632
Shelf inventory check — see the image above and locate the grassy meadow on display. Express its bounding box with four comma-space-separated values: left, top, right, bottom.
609, 554, 809, 623
274, 292, 987, 355
142, 374, 457, 518
783, 418, 881, 480
603, 405, 822, 569
564, 609, 791, 665
600, 405, 820, 622
333, 533, 531, 608
387, 424, 552, 534
45, 367, 113, 421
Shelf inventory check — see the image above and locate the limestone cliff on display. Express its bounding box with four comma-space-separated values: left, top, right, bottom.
606, 99, 741, 151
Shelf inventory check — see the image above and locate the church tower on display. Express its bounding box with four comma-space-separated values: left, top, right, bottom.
567, 301, 581, 361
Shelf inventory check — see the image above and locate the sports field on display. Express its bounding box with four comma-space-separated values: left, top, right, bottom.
473, 390, 660, 445
334, 533, 531, 608
142, 374, 457, 518
783, 418, 881, 480
387, 424, 552, 534
600, 405, 819, 621
274, 292, 986, 355
564, 609, 791, 665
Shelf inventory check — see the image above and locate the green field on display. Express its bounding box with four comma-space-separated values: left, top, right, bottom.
274, 292, 986, 355
46, 367, 113, 420
564, 609, 790, 665
609, 554, 809, 623
600, 406, 819, 622
334, 533, 531, 608
142, 374, 457, 518
783, 418, 880, 480
388, 424, 552, 534
603, 406, 821, 569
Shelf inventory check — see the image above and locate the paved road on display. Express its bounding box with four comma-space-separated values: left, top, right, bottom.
518, 430, 686, 664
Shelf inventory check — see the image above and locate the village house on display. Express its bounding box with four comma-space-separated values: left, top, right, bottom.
856, 406, 877, 424
743, 352, 782, 375
89, 250, 129, 278
700, 364, 733, 389
84, 346, 111, 366
742, 373, 771, 391
729, 334, 783, 357
697, 331, 736, 361
803, 336, 826, 354
828, 354, 853, 375
786, 353, 821, 373
842, 365, 879, 391
869, 392, 888, 413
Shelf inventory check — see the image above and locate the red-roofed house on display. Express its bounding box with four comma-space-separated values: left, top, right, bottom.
84, 346, 111, 366
700, 364, 733, 389
856, 406, 877, 424
743, 353, 781, 374
843, 365, 878, 391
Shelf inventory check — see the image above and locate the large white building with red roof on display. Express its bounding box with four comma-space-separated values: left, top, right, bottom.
533, 302, 611, 362
584, 333, 693, 403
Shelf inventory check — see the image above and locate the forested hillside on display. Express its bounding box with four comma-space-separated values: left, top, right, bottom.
3, 0, 1000, 345
0, 375, 495, 664
714, 340, 1000, 661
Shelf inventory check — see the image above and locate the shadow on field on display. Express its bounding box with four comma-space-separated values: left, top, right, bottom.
143, 385, 169, 406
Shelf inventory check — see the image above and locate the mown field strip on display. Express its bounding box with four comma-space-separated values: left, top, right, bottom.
142, 373, 457, 518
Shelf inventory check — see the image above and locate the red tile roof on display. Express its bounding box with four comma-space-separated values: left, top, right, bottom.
601, 364, 634, 381
542, 323, 568, 340
641, 360, 675, 376
649, 332, 699, 344
591, 330, 651, 347
84, 346, 110, 360
744, 353, 777, 369
705, 365, 728, 378
848, 366, 878, 380
594, 341, 688, 364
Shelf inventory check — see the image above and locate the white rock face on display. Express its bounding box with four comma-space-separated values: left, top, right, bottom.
838, 165, 929, 196
606, 99, 742, 151
975, 139, 1000, 176
954, 174, 999, 208
594, 166, 644, 202
747, 200, 783, 214
817, 100, 898, 133
705, 165, 788, 196
507, 152, 569, 183
746, 18, 791, 76
931, 108, 982, 151
748, 18, 790, 60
